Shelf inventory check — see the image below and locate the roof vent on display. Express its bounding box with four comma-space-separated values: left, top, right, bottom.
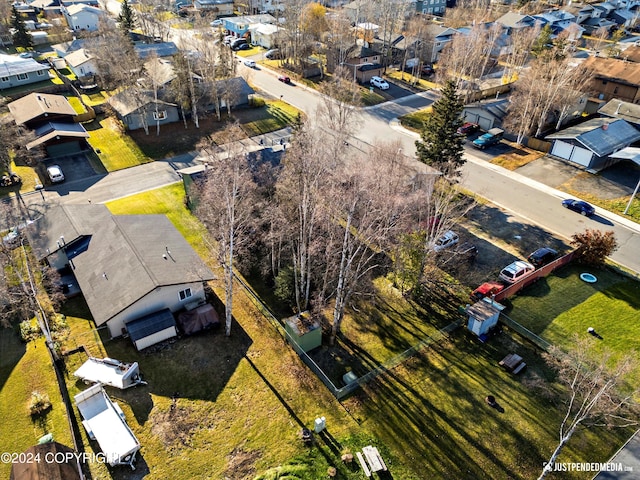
602, 123, 608, 130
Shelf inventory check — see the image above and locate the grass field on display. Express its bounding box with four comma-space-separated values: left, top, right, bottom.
85, 115, 152, 171
0, 331, 74, 480
507, 264, 640, 362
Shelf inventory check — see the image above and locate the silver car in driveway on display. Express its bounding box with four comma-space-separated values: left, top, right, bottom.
47, 164, 65, 183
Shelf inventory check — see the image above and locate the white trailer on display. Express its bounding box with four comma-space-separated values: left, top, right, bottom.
74, 384, 141, 469
74, 357, 145, 389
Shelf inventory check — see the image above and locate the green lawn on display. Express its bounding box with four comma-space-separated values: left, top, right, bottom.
399, 107, 432, 132
507, 264, 640, 362
241, 100, 301, 136
0, 330, 73, 479
85, 115, 151, 171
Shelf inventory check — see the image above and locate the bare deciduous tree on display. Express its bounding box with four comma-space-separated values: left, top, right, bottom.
195, 124, 259, 336
539, 336, 640, 479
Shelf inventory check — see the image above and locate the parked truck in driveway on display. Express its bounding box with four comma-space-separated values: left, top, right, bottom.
472, 128, 504, 149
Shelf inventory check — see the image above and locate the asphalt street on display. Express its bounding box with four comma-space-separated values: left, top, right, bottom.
24, 56, 640, 274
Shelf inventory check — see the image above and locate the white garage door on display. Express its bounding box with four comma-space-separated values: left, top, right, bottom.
551, 140, 573, 159
570, 146, 593, 167
464, 113, 493, 131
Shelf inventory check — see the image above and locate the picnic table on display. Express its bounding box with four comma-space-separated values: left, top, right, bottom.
499, 353, 526, 374
363, 445, 387, 473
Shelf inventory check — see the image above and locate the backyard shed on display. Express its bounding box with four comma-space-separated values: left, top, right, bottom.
284, 312, 322, 353
126, 308, 177, 351
467, 299, 505, 338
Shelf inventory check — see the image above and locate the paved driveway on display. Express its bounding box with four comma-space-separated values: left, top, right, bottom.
44, 154, 97, 185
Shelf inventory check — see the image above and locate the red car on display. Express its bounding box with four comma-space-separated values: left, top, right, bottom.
457, 122, 480, 135
278, 75, 291, 84
471, 282, 504, 302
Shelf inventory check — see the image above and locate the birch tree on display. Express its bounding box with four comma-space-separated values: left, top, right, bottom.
324, 144, 409, 345
539, 336, 640, 479
195, 124, 259, 336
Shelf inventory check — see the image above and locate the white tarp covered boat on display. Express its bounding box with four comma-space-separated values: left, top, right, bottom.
74, 357, 144, 389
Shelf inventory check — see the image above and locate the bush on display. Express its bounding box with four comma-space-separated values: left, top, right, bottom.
29, 391, 52, 416
571, 229, 618, 266
20, 320, 41, 342
249, 96, 266, 108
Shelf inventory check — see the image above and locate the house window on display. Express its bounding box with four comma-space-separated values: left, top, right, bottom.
17, 73, 28, 80
179, 288, 192, 301
153, 110, 167, 120
37, 70, 45, 76
1, 77, 8, 82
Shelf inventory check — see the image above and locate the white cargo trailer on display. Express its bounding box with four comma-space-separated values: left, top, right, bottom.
74, 384, 141, 469
74, 357, 144, 389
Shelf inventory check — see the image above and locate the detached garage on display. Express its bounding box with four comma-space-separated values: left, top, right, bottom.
547, 118, 640, 172
126, 309, 178, 351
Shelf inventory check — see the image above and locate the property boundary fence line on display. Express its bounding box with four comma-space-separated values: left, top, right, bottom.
234, 266, 464, 399
499, 313, 551, 351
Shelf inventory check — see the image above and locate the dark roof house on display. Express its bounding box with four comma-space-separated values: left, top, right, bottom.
25, 205, 215, 339
547, 117, 640, 171
8, 93, 77, 127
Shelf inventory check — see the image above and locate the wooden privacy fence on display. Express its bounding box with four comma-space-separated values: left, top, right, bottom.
494, 251, 576, 302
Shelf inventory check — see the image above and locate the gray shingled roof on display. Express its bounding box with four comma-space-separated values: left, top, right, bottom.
134, 42, 179, 59
25, 205, 214, 326
0, 54, 50, 78
546, 118, 640, 157
8, 93, 77, 125
27, 122, 89, 149
598, 99, 640, 126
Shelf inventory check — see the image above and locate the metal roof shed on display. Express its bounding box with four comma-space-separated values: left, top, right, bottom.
126, 308, 177, 351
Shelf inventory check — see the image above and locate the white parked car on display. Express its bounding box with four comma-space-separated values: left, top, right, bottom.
210, 19, 223, 26
499, 261, 535, 284
243, 59, 256, 68
432, 230, 459, 252
46, 164, 65, 183
370, 76, 389, 90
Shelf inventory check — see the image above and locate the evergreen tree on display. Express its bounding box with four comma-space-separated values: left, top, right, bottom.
532, 24, 552, 56
415, 80, 465, 180
11, 6, 33, 50
118, 0, 136, 33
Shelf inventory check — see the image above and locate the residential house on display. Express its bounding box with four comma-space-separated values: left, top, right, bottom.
134, 42, 179, 59
344, 45, 383, 83
582, 56, 640, 104
250, 23, 282, 49
581, 17, 617, 35
207, 77, 256, 110
25, 204, 215, 340
64, 48, 98, 78
62, 4, 107, 32
423, 24, 459, 62
8, 92, 77, 128
533, 10, 584, 40
0, 54, 51, 90
462, 98, 509, 131
7, 92, 89, 156
253, 0, 285, 14
416, 0, 446, 16
494, 12, 538, 34
223, 14, 276, 40
546, 117, 640, 170
52, 38, 87, 58
193, 0, 234, 15
598, 98, 640, 127
108, 90, 180, 131
621, 45, 640, 63
609, 8, 637, 27
563, 3, 596, 24
342, 0, 368, 24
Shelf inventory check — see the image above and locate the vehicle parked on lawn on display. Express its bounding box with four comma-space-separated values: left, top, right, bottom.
527, 247, 558, 268
243, 59, 256, 68
1, 173, 21, 187
457, 122, 479, 135
432, 230, 459, 252
210, 19, 222, 26
472, 128, 504, 149
562, 198, 595, 216
499, 260, 535, 284
46, 165, 64, 183
370, 76, 389, 90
